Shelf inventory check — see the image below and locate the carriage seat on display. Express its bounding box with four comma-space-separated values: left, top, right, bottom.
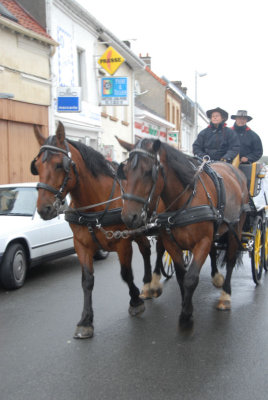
239, 162, 265, 197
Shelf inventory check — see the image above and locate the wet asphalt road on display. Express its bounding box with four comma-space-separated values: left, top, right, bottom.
1, 243, 268, 400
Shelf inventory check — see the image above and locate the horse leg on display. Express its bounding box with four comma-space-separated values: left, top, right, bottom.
146, 237, 165, 299
74, 264, 95, 339
70, 238, 95, 340
180, 237, 211, 326
217, 224, 243, 310
210, 245, 224, 288
117, 241, 145, 316
134, 235, 153, 300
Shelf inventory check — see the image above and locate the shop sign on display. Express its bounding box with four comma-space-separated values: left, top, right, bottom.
57, 87, 81, 112
100, 77, 128, 106
167, 131, 178, 144
135, 121, 167, 139
98, 46, 125, 75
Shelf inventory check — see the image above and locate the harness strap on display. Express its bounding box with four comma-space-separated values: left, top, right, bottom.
122, 193, 147, 204
222, 218, 245, 251
37, 182, 59, 196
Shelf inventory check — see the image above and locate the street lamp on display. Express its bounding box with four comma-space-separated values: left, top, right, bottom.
194, 71, 207, 138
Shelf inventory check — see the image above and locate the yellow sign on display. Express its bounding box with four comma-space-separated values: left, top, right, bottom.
98, 46, 125, 75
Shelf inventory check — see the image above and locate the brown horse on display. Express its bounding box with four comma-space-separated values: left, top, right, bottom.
117, 137, 250, 327
31, 122, 164, 339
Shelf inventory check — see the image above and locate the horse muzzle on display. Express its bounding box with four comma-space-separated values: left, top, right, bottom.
38, 203, 58, 220
121, 209, 146, 229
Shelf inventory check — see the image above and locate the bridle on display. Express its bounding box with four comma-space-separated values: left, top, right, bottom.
31, 139, 79, 209
118, 145, 164, 222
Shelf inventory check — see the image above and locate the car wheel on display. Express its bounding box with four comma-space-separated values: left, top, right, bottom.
93, 249, 109, 260
0, 243, 28, 290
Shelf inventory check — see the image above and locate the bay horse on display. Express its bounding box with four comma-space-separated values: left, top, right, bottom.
117, 137, 250, 327
31, 122, 164, 339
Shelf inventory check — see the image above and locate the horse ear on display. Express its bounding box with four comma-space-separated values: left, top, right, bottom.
152, 139, 161, 153
56, 121, 66, 144
33, 125, 46, 146
115, 136, 134, 152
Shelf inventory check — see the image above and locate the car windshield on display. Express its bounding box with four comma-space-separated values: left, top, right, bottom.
0, 187, 37, 216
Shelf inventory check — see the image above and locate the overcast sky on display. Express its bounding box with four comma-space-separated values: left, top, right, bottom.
77, 0, 268, 153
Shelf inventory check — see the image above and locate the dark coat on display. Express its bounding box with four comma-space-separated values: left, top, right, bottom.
231, 124, 263, 163
192, 123, 240, 161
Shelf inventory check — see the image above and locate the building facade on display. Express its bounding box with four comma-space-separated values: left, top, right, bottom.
19, 0, 146, 162
0, 0, 57, 184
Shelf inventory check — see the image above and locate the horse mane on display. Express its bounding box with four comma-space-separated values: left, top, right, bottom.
139, 139, 196, 188
45, 136, 114, 178
68, 140, 115, 178
161, 143, 196, 188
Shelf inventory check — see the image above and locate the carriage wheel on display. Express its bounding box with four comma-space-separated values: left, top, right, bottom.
251, 216, 264, 285
264, 218, 268, 272
161, 251, 175, 279
183, 250, 193, 268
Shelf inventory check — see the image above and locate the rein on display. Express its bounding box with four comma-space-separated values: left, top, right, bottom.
64, 196, 122, 213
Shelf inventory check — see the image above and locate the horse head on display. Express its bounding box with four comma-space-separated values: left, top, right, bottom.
31, 122, 78, 220
117, 137, 165, 229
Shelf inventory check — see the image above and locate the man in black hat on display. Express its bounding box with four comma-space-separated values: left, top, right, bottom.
231, 110, 263, 163
192, 107, 240, 162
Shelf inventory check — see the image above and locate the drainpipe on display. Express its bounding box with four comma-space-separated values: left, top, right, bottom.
46, 0, 55, 136
132, 70, 135, 144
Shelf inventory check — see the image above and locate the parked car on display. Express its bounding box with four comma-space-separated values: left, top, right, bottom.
0, 183, 108, 290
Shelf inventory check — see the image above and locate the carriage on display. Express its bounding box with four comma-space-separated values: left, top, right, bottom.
239, 162, 268, 283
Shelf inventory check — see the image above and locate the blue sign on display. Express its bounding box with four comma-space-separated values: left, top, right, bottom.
57, 87, 81, 112
100, 77, 128, 105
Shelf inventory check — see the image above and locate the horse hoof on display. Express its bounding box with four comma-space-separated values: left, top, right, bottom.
129, 302, 145, 316
217, 300, 231, 311
73, 325, 94, 339
151, 287, 163, 298
139, 290, 153, 300
179, 313, 194, 331
212, 273, 224, 288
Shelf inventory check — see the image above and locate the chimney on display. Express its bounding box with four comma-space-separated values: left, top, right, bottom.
172, 81, 187, 95
123, 40, 131, 48
139, 53, 151, 69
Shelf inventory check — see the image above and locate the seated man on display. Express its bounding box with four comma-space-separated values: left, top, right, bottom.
231, 110, 263, 163
193, 107, 240, 162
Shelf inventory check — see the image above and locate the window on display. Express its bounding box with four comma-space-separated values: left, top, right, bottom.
77, 48, 87, 101
167, 102, 170, 122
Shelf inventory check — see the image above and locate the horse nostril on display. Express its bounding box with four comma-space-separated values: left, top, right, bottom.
38, 204, 55, 220
122, 212, 141, 229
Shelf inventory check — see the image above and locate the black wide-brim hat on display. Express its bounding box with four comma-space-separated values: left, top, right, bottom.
231, 110, 252, 121
206, 107, 228, 121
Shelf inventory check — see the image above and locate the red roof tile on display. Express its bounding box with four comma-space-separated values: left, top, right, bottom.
0, 0, 53, 41
145, 66, 167, 86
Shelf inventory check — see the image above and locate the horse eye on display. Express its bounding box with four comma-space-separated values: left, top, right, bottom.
55, 163, 63, 170
144, 170, 152, 178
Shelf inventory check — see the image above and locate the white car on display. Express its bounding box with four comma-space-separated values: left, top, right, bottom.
0, 182, 109, 290
0, 182, 75, 290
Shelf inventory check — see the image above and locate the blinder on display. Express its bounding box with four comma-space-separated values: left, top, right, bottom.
152, 165, 158, 183
30, 145, 72, 176
30, 158, 38, 175
117, 162, 126, 180
62, 155, 71, 173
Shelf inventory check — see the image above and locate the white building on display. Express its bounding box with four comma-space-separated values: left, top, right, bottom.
48, 0, 145, 161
